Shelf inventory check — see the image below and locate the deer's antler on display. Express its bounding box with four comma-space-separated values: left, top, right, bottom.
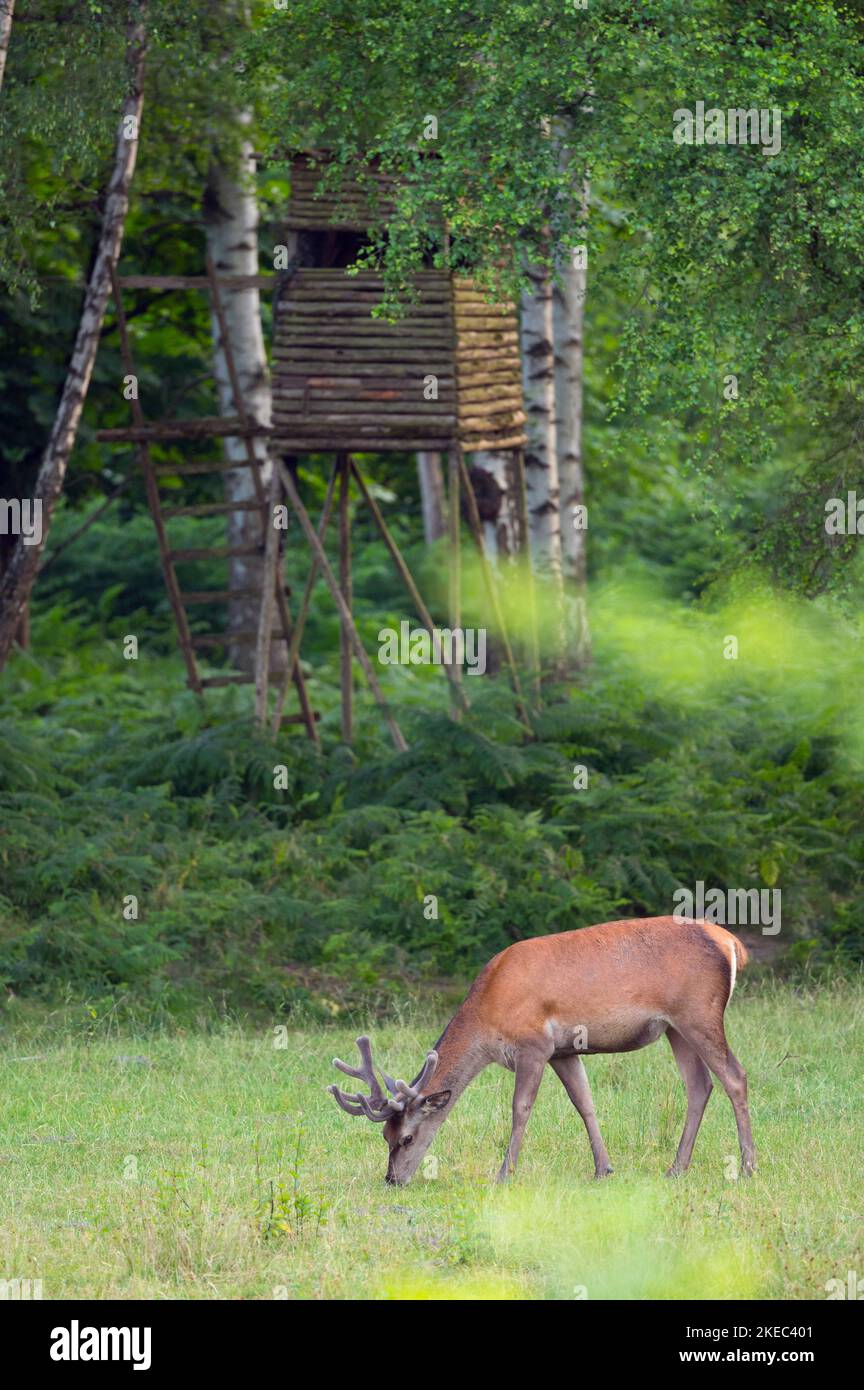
328, 1035, 438, 1122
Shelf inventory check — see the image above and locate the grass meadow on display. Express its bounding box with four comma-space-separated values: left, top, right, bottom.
0, 977, 860, 1301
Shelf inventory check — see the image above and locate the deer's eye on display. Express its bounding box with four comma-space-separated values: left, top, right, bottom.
401, 1134, 414, 1147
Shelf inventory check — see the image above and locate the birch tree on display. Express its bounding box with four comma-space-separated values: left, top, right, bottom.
467, 451, 519, 561
204, 120, 282, 675
520, 263, 562, 586
554, 210, 590, 667
0, 1, 147, 672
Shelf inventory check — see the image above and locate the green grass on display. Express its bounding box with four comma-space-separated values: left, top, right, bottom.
0, 978, 860, 1300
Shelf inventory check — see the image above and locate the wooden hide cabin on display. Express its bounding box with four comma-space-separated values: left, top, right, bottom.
271, 156, 527, 457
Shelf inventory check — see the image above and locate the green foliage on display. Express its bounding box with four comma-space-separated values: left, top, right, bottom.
3, 0, 864, 1020
247, 0, 864, 593
2, 573, 862, 1014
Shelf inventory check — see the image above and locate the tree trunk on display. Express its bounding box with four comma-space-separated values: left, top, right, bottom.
0, 533, 28, 648
520, 262, 563, 663
553, 213, 591, 667
467, 451, 519, 563
520, 265, 562, 579
417, 451, 446, 543
204, 122, 282, 675
0, 0, 14, 95
0, 1, 147, 674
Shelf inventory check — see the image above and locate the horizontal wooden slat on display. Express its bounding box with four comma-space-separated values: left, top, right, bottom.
272, 435, 454, 451
162, 501, 262, 519
273, 399, 455, 417
192, 632, 288, 648
275, 363, 454, 380
277, 373, 456, 390
273, 349, 455, 365
97, 417, 263, 443
168, 545, 262, 562
275, 331, 454, 348
461, 431, 527, 452
154, 459, 256, 477
457, 315, 518, 328
456, 349, 521, 365
454, 331, 519, 348
284, 292, 450, 308
198, 673, 286, 688
456, 366, 522, 384
117, 275, 275, 290
458, 386, 523, 405
181, 588, 290, 605
290, 272, 448, 288
458, 408, 526, 428
274, 412, 455, 428
279, 301, 447, 318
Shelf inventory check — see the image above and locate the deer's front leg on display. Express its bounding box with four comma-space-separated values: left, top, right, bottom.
549, 1054, 614, 1178
497, 1048, 548, 1181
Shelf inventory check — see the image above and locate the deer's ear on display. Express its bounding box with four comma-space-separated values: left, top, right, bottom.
418, 1089, 451, 1113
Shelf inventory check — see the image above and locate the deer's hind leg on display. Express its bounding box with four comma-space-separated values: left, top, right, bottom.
677, 1018, 756, 1177
550, 1054, 613, 1178
665, 1025, 713, 1176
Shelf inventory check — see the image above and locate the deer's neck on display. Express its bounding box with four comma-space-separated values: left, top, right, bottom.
425, 1008, 488, 1103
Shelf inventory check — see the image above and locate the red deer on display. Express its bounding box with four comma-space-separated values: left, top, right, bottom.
328, 915, 755, 1185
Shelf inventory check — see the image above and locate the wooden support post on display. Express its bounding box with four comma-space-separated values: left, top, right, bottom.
206, 255, 318, 743
205, 254, 266, 510
349, 458, 469, 716
447, 444, 462, 718
109, 267, 203, 698
456, 448, 531, 728
513, 445, 541, 698
277, 461, 409, 754
338, 452, 353, 744
254, 464, 281, 729
270, 458, 339, 735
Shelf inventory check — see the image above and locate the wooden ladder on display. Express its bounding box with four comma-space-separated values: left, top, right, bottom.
101, 263, 319, 742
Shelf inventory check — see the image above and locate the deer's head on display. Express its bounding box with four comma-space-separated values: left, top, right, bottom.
328, 1035, 451, 1185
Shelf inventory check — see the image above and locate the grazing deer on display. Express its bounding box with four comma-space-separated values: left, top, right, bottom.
328, 915, 755, 1185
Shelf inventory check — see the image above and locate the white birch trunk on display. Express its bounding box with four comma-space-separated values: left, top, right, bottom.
417, 451, 446, 543
520, 266, 562, 579
204, 122, 281, 674
468, 451, 519, 562
520, 264, 563, 668
0, 2, 147, 672
554, 217, 591, 666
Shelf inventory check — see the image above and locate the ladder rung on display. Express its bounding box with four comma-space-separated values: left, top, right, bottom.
118, 274, 274, 290
191, 632, 289, 648
168, 545, 263, 561
181, 587, 291, 604
96, 416, 263, 443
154, 459, 259, 477
198, 673, 290, 688
162, 501, 262, 518
281, 711, 321, 725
